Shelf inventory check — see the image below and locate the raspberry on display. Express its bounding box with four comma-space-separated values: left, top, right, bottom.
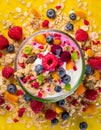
42, 53, 58, 71
88, 57, 101, 70
85, 89, 98, 101
30, 100, 44, 114
60, 51, 71, 62
75, 29, 89, 42
18, 108, 26, 117
42, 20, 49, 28
0, 52, 2, 58
8, 26, 22, 41
45, 109, 57, 120
0, 96, 5, 105
2, 66, 14, 79
0, 35, 9, 50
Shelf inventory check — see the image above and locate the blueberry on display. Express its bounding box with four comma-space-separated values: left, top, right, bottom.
62, 74, 71, 84
61, 112, 70, 120
46, 9, 56, 19
23, 94, 31, 101
7, 84, 17, 94
85, 65, 93, 75
79, 122, 88, 130
51, 118, 58, 125
35, 64, 43, 74
58, 68, 66, 78
56, 99, 65, 107
7, 44, 15, 53
65, 22, 74, 31
46, 35, 53, 44
69, 13, 76, 20
54, 86, 62, 92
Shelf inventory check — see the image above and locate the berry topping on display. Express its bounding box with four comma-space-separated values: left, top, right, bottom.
85, 65, 94, 75
61, 112, 70, 120
46, 35, 54, 44
0, 35, 9, 50
51, 44, 62, 56
51, 118, 59, 125
84, 19, 89, 25
62, 74, 71, 84
45, 109, 57, 120
69, 13, 76, 20
46, 9, 56, 19
42, 53, 58, 71
16, 90, 24, 96
23, 94, 31, 101
88, 57, 101, 70
75, 29, 89, 42
34, 64, 43, 74
2, 66, 14, 79
58, 68, 66, 78
7, 44, 15, 53
65, 22, 74, 31
85, 89, 98, 101
56, 99, 65, 107
18, 108, 26, 117
55, 5, 61, 10
42, 20, 49, 28
8, 26, 22, 41
7, 84, 17, 94
0, 96, 5, 105
79, 122, 88, 130
54, 85, 62, 92
60, 51, 71, 62
30, 100, 44, 114
31, 82, 39, 89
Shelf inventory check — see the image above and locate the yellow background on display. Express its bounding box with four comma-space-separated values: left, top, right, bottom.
0, 0, 101, 130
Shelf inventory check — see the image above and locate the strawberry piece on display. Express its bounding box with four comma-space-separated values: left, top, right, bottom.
8, 26, 22, 41
42, 20, 49, 28
45, 109, 57, 120
18, 108, 26, 117
2, 66, 14, 79
0, 96, 5, 105
85, 89, 98, 101
0, 35, 9, 50
88, 57, 101, 70
30, 100, 44, 114
75, 29, 89, 42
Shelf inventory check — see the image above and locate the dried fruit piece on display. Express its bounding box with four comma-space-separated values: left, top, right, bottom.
85, 104, 96, 114
34, 34, 46, 45
71, 50, 78, 60
0, 96, 5, 105
54, 38, 61, 45
65, 84, 71, 91
66, 60, 73, 70
38, 74, 44, 85
76, 83, 86, 96
85, 49, 94, 57
30, 8, 40, 19
26, 55, 37, 64
18, 108, 26, 117
54, 103, 64, 114
75, 11, 86, 19
94, 70, 100, 80
23, 45, 32, 54
42, 20, 49, 28
52, 71, 60, 81
4, 91, 18, 104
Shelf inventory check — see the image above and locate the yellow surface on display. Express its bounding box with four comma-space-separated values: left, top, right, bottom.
0, 0, 101, 130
